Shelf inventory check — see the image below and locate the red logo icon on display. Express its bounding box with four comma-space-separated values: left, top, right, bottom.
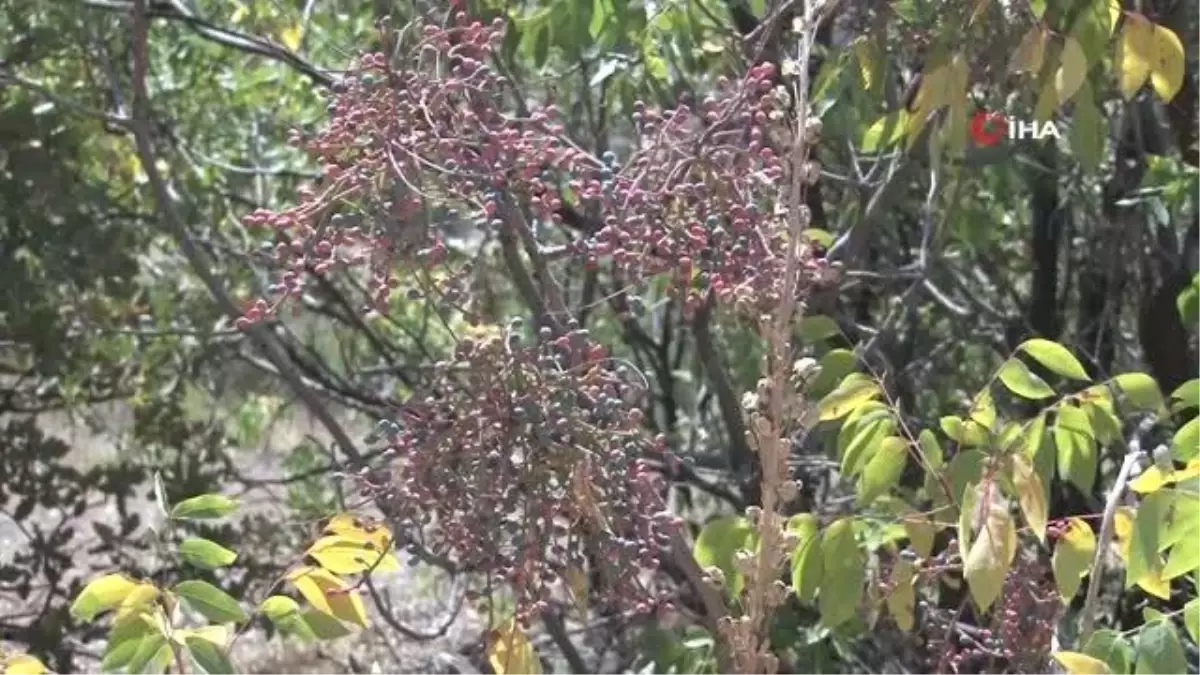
969, 111, 1009, 147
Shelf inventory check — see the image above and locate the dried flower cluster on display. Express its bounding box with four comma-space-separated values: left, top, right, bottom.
355, 323, 681, 620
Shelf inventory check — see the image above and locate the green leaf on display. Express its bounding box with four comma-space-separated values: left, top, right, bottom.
1055, 406, 1098, 493
1111, 372, 1164, 413
1184, 598, 1198, 643
301, 608, 354, 640
997, 358, 1056, 399
796, 315, 841, 343
1018, 339, 1091, 381
174, 580, 248, 624
179, 538, 238, 570
1134, 619, 1187, 674
693, 516, 757, 598
818, 374, 882, 421
170, 494, 238, 521
70, 574, 140, 622
1052, 517, 1095, 602
818, 519, 864, 628
1070, 81, 1104, 170
1162, 531, 1199, 579
124, 632, 169, 675
1177, 278, 1199, 326
789, 515, 823, 602
918, 428, 944, 470
945, 450, 986, 506
841, 415, 892, 477
1083, 629, 1134, 675
101, 614, 157, 672
1172, 417, 1199, 462
1169, 379, 1200, 413
1054, 651, 1112, 674
1126, 491, 1169, 589
260, 595, 301, 622
185, 636, 234, 675
861, 111, 909, 152
857, 436, 908, 504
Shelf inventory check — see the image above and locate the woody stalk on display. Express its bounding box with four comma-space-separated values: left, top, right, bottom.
715, 1, 826, 672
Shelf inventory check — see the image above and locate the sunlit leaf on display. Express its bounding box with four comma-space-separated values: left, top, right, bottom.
1116, 15, 1154, 98
963, 486, 1017, 612
488, 620, 543, 675
818, 374, 882, 421
170, 494, 238, 521
1052, 517, 1095, 602
306, 536, 398, 575
694, 516, 757, 598
3, 655, 50, 675
1053, 651, 1111, 674
179, 538, 238, 570
1147, 24, 1185, 102
70, 573, 140, 622
857, 436, 908, 504
997, 358, 1055, 399
287, 566, 368, 627
1018, 339, 1091, 381
790, 514, 823, 603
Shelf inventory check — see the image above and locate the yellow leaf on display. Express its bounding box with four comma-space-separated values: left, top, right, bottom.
488, 620, 542, 675
287, 566, 368, 627
3, 655, 51, 675
306, 536, 399, 575
70, 573, 140, 621
565, 566, 589, 614
321, 514, 393, 552
1116, 15, 1154, 99
1052, 517, 1095, 602
280, 24, 304, 52
853, 39, 881, 91
1053, 650, 1112, 674
1113, 507, 1135, 561
1148, 24, 1185, 102
114, 582, 160, 621
1131, 466, 1170, 493
1010, 25, 1046, 74
229, 2, 248, 24
1011, 454, 1048, 543
1136, 567, 1172, 600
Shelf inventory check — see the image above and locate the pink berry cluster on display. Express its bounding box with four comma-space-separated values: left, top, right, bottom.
357, 322, 683, 620
237, 12, 833, 327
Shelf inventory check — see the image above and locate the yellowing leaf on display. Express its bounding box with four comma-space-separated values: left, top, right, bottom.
280, 24, 304, 52
1010, 25, 1047, 74
853, 38, 881, 91
1116, 15, 1154, 98
1054, 651, 1112, 674
1148, 24, 1185, 102
288, 566, 368, 627
70, 573, 140, 622
963, 489, 1017, 612
3, 655, 50, 675
1011, 454, 1048, 543
488, 620, 542, 675
1052, 517, 1095, 602
114, 582, 159, 621
321, 514, 393, 552
565, 566, 588, 614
